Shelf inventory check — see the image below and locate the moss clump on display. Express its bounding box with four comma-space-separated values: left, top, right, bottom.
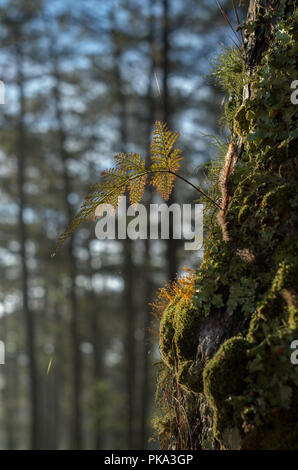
239, 328, 298, 450
203, 337, 250, 449
212, 47, 246, 132
159, 297, 204, 392
177, 360, 203, 394
159, 301, 177, 369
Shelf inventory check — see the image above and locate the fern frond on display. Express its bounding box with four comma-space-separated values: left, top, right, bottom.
167, 148, 182, 172
114, 152, 145, 172
52, 121, 219, 256
150, 170, 176, 201
149, 122, 182, 200
151, 267, 196, 320
150, 121, 180, 167
129, 172, 147, 206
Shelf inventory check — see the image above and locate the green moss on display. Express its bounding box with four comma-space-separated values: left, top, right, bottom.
238, 204, 249, 223
155, 7, 298, 450
212, 46, 246, 132
177, 360, 203, 394
212, 47, 245, 97
233, 104, 252, 136
203, 337, 250, 448
159, 297, 204, 392
239, 329, 298, 449
159, 302, 177, 368
260, 184, 294, 212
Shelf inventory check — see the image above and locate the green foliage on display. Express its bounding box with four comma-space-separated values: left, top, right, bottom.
212, 46, 245, 97
155, 6, 298, 450
227, 276, 258, 316
212, 46, 246, 131
159, 296, 204, 394
203, 337, 250, 449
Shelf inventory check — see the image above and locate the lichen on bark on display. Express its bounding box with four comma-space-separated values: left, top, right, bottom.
154, 0, 298, 450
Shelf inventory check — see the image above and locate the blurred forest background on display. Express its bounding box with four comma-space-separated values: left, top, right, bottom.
0, 0, 242, 450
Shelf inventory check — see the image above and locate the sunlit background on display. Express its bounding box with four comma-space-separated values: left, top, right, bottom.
0, 0, 242, 449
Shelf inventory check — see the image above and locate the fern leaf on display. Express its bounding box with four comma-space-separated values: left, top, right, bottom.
52, 121, 183, 256
149, 121, 182, 199
151, 267, 195, 319
150, 170, 176, 201
167, 148, 182, 172
114, 152, 144, 172
129, 173, 147, 206
150, 121, 180, 167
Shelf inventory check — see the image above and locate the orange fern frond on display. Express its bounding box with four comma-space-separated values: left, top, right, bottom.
151, 267, 196, 320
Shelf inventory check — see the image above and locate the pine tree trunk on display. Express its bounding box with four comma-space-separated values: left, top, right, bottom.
87, 244, 104, 450
139, 0, 156, 450
111, 14, 137, 449
156, 0, 298, 450
52, 63, 82, 450
162, 0, 178, 281
16, 39, 40, 450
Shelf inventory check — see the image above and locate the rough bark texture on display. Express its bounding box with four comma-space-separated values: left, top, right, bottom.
154, 0, 298, 450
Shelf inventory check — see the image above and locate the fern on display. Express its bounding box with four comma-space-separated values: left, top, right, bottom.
52, 121, 219, 256
151, 267, 196, 320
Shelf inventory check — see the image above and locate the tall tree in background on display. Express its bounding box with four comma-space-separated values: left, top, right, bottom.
110, 7, 137, 449
161, 0, 178, 281
139, 0, 156, 449
2, 4, 42, 449
0, 0, 234, 449
52, 58, 83, 450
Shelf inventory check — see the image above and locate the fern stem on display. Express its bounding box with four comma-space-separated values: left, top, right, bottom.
117, 169, 221, 209
167, 171, 221, 209
100, 168, 221, 208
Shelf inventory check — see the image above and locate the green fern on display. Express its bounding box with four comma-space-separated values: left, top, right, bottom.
52, 121, 219, 256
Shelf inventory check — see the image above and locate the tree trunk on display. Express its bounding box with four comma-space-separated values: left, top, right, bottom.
111, 14, 137, 449
156, 0, 298, 450
52, 63, 82, 450
162, 0, 178, 281
1, 312, 17, 449
87, 243, 104, 449
15, 39, 40, 450
139, 0, 156, 450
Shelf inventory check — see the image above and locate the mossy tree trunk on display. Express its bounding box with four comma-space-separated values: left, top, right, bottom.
155, 0, 298, 450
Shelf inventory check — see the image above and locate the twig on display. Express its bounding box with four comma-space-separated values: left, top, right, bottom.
216, 0, 242, 46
